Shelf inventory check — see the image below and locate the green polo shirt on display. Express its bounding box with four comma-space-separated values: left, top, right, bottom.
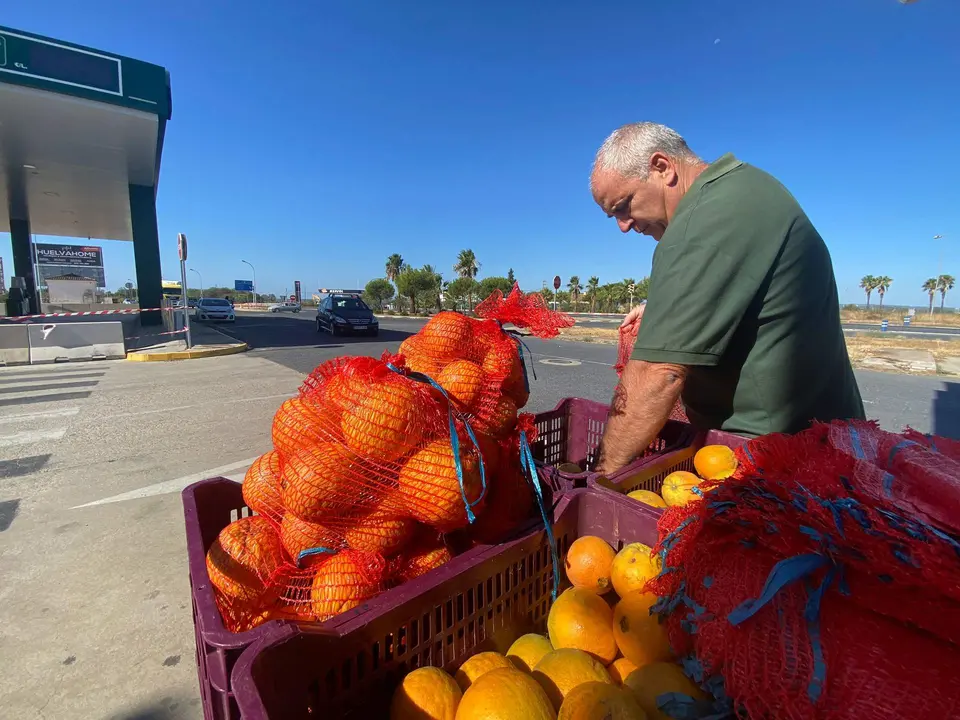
632, 154, 864, 436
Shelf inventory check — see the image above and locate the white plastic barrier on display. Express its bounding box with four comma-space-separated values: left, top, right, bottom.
26, 321, 126, 363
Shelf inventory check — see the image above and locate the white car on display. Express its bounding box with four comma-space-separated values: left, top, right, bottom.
194, 297, 236, 322
268, 302, 301, 313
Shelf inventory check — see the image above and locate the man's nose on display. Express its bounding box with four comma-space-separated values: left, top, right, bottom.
617, 218, 633, 233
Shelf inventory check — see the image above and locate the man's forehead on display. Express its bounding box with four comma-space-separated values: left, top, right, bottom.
592, 170, 632, 208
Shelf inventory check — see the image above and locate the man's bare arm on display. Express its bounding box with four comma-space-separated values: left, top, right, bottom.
595, 359, 686, 475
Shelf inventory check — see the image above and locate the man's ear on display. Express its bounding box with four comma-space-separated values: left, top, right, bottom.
649, 152, 679, 187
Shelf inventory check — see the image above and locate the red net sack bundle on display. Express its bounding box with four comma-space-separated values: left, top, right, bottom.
614, 320, 687, 423
648, 421, 960, 720
207, 287, 572, 632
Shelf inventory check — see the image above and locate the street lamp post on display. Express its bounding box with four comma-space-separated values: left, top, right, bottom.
241, 260, 257, 304
190, 268, 203, 298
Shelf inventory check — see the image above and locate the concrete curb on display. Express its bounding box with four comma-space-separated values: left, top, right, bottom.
126, 342, 249, 362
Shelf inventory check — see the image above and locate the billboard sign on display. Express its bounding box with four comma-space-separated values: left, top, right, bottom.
294, 280, 302, 305
234, 279, 254, 292
35, 242, 105, 287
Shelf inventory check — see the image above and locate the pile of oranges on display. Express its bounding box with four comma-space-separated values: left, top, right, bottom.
390, 534, 712, 720
206, 310, 548, 632
627, 444, 739, 510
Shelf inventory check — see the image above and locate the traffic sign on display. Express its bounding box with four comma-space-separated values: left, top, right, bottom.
177, 233, 188, 262
234, 279, 254, 292
553, 275, 561, 291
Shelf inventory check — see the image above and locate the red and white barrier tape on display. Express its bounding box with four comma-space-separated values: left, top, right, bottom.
0, 307, 176, 322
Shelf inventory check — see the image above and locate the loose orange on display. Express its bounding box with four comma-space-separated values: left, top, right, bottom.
206, 516, 285, 604
622, 662, 706, 720
455, 652, 515, 691
437, 360, 487, 412
242, 450, 284, 518
606, 657, 638, 685
456, 667, 555, 720
626, 489, 667, 508
506, 634, 553, 674
310, 551, 383, 620
547, 587, 618, 665
693, 444, 738, 480
391, 666, 462, 720
565, 536, 616, 595
610, 543, 662, 598
557, 681, 646, 720
660, 471, 702, 507
398, 439, 485, 532
532, 648, 613, 711
612, 592, 673, 668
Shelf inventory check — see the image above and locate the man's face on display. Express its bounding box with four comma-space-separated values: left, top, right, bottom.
591, 153, 680, 242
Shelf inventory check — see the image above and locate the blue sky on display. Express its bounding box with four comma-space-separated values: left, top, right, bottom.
2, 0, 957, 306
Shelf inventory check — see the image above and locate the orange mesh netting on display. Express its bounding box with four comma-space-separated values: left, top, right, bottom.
648, 421, 960, 720
211, 289, 569, 631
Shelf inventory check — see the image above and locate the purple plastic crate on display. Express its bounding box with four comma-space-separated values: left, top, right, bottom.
589, 429, 749, 503
531, 397, 694, 491
231, 489, 660, 719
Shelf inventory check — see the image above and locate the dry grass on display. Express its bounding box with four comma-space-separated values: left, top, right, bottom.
841, 308, 960, 327
558, 326, 619, 344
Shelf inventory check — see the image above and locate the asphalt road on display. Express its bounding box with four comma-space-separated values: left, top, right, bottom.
1, 310, 958, 719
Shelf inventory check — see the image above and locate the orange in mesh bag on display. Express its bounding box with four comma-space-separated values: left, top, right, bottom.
241, 450, 283, 519
206, 516, 285, 609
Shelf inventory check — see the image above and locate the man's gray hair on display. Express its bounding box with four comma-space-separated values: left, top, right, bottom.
592, 122, 700, 181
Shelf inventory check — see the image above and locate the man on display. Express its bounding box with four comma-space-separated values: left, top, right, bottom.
590, 122, 864, 475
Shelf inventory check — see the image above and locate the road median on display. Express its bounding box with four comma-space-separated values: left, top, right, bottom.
126, 323, 247, 362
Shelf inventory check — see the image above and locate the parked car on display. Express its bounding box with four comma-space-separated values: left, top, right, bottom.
194, 297, 236, 322
187, 299, 198, 309
316, 294, 378, 336
268, 301, 301, 313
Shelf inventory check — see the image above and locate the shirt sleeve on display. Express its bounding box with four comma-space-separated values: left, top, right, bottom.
632, 201, 769, 367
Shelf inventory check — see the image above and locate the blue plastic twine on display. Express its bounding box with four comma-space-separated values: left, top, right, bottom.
519, 430, 560, 600
297, 545, 336, 567
386, 363, 487, 523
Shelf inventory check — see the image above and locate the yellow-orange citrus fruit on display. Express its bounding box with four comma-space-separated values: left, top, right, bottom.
206, 516, 285, 604
419, 312, 476, 359
660, 471, 702, 507
606, 657, 638, 686
310, 551, 383, 620
611, 543, 662, 598
626, 489, 667, 508
506, 634, 553, 674
437, 360, 487, 412
693, 444, 738, 480
622, 662, 706, 720
455, 667, 555, 720
612, 592, 673, 668
532, 648, 613, 711
557, 681, 646, 720
398, 439, 485, 532
242, 450, 284, 517
272, 397, 332, 458
399, 336, 434, 376
474, 396, 518, 438
547, 587, 618, 665
391, 666, 462, 720
344, 509, 416, 557
279, 513, 339, 561
281, 442, 370, 522
398, 541, 454, 582
565, 536, 616, 595
341, 375, 428, 464
455, 652, 515, 691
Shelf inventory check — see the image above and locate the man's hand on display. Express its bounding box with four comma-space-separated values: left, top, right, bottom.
595, 358, 686, 476
619, 302, 647, 335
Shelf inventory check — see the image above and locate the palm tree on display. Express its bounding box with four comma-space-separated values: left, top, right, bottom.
422, 264, 443, 313
938, 274, 956, 310
586, 276, 600, 312
386, 254, 404, 284
454, 249, 480, 309
860, 275, 877, 307
922, 278, 938, 315
568, 276, 583, 308
875, 276, 892, 310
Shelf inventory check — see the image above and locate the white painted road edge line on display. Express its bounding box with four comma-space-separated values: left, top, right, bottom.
70, 456, 261, 509
0, 428, 68, 448
0, 407, 80, 424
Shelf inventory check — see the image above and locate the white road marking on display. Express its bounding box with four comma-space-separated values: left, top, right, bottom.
0, 428, 67, 448
529, 351, 612, 367
98, 393, 295, 420
0, 407, 80, 425
539, 357, 582, 366
70, 456, 261, 509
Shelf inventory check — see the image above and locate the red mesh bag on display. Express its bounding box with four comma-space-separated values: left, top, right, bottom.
614, 321, 688, 423
208, 287, 569, 631
648, 421, 960, 720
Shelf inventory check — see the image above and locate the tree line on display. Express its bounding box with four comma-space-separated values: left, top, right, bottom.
860, 273, 955, 313
362, 251, 650, 315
